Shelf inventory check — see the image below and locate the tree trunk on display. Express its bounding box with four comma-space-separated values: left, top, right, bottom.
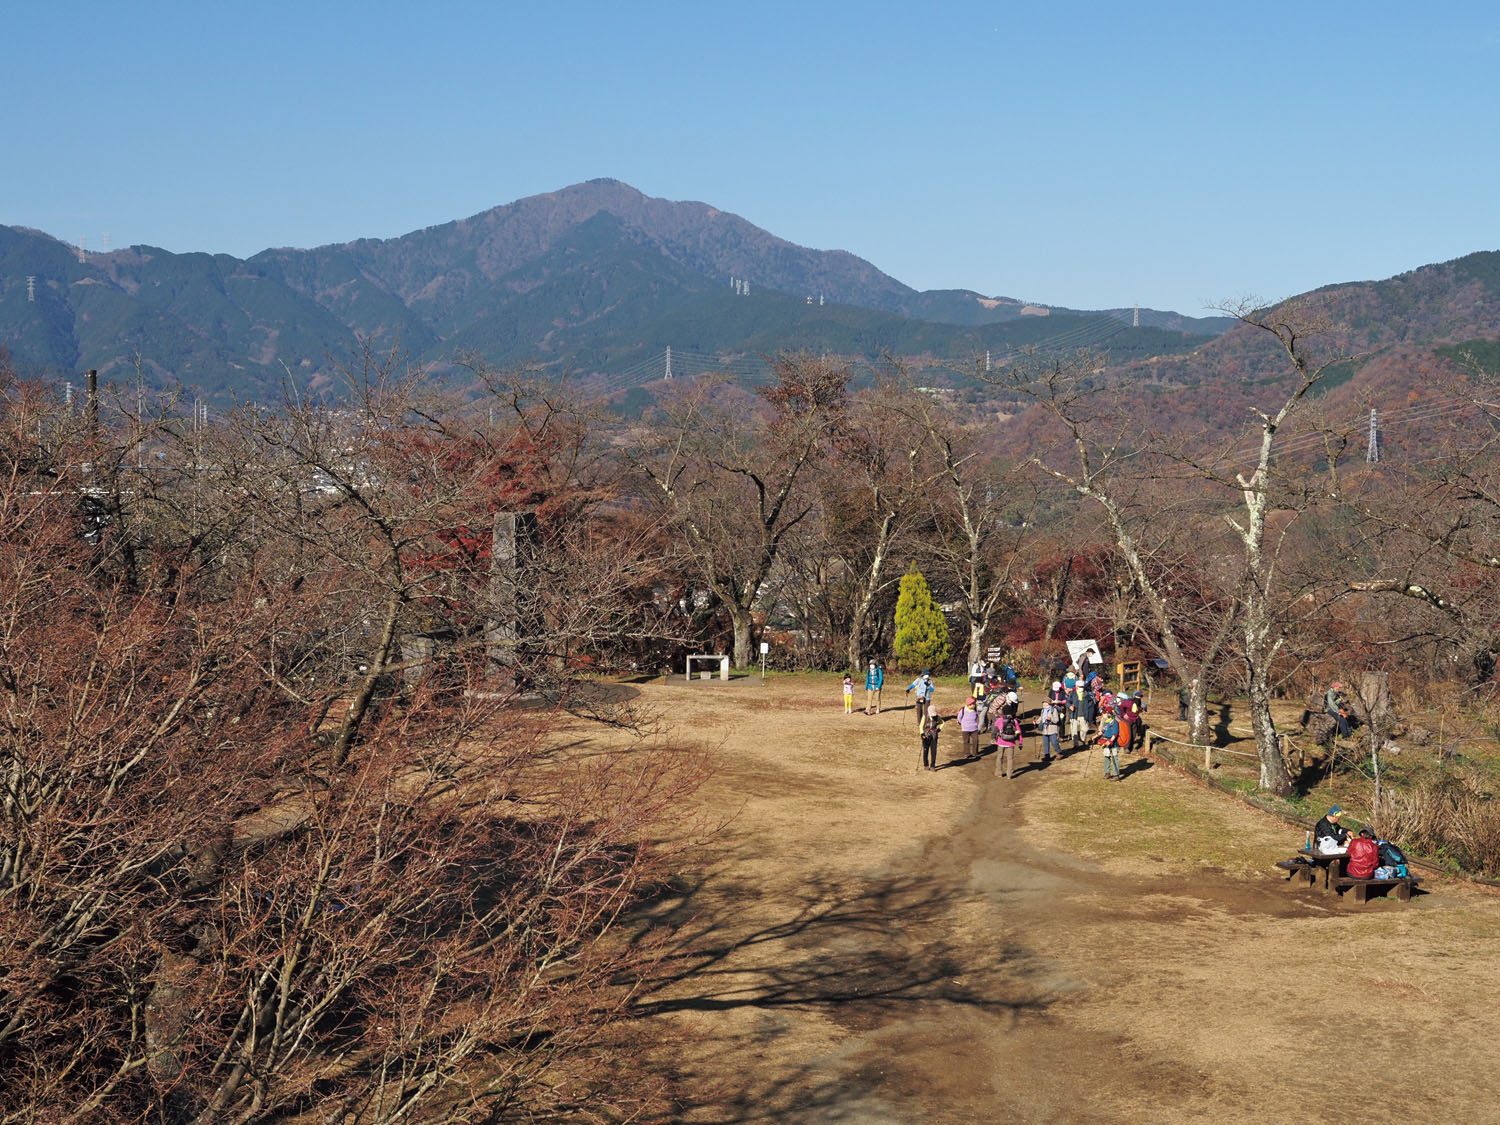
967, 617, 985, 668
846, 512, 897, 671
1187, 676, 1211, 747
731, 606, 754, 670
1244, 650, 1293, 795
486, 511, 519, 677
1041, 556, 1073, 643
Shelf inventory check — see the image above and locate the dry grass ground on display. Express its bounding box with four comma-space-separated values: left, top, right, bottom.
575, 673, 1500, 1122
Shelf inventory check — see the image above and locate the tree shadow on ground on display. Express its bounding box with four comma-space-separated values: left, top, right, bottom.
627, 864, 1057, 1120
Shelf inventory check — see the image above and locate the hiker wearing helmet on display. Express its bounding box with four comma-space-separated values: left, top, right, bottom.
1325, 681, 1352, 738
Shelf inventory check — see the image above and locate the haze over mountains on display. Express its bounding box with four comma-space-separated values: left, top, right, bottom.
0, 180, 1228, 398
0, 179, 1496, 421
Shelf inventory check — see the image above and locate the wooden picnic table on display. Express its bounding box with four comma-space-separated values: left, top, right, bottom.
1275, 849, 1422, 902
1275, 848, 1347, 888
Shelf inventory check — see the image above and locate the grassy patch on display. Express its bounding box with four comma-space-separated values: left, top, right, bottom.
1029, 765, 1292, 878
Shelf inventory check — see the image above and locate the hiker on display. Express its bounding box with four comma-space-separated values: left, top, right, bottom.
969, 657, 987, 687
1097, 705, 1122, 781
958, 696, 982, 760
974, 678, 992, 732
1000, 690, 1020, 722
1122, 691, 1146, 751
919, 708, 942, 772
1001, 662, 1020, 692
1177, 682, 1191, 722
842, 672, 854, 714
864, 659, 884, 715
1079, 681, 1098, 736
1313, 806, 1350, 854
1080, 648, 1105, 687
1047, 679, 1068, 709
994, 709, 1023, 779
1116, 693, 1135, 753
906, 671, 936, 729
1067, 687, 1088, 747
1038, 699, 1062, 764
1325, 682, 1352, 738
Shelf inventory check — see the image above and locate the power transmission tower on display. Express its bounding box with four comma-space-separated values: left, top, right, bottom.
26, 276, 35, 301
1133, 303, 1139, 328
1366, 408, 1380, 463
664, 346, 672, 380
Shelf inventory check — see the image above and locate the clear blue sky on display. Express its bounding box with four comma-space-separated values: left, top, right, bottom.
6, 1, 1499, 315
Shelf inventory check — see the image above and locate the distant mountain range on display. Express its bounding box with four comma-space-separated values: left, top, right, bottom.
0, 180, 1231, 399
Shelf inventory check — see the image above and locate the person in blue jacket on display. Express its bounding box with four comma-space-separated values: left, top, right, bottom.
906, 671, 935, 728
864, 659, 885, 714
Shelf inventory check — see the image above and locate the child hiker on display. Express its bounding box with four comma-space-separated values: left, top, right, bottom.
843, 672, 854, 714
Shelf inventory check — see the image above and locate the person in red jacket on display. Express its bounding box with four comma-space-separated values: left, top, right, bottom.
1346, 828, 1381, 879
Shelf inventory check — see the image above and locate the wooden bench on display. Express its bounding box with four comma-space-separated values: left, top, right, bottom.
1331, 874, 1422, 903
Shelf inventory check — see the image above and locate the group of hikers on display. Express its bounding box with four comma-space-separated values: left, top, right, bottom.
846, 652, 1149, 781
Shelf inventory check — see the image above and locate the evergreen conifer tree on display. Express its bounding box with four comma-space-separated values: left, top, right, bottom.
893, 566, 951, 671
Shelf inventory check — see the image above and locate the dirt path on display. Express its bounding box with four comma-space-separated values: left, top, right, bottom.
606, 674, 1500, 1122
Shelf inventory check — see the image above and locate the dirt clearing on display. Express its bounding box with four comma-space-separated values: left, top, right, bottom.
585, 674, 1500, 1122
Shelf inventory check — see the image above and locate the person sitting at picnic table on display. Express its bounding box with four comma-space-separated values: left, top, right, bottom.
1313, 805, 1350, 854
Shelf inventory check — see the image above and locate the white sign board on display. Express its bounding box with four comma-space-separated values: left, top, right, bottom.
760, 641, 770, 654
1065, 639, 1102, 671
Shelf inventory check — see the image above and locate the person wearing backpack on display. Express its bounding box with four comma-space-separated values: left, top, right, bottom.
919, 709, 942, 772
974, 679, 992, 733
958, 697, 982, 760
1080, 682, 1099, 730
994, 711, 1023, 779
906, 671, 935, 730
1116, 695, 1135, 755
1346, 828, 1380, 879
1097, 707, 1121, 781
1038, 700, 1062, 765
1067, 678, 1088, 747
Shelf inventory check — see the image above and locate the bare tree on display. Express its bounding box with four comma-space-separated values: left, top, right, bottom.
0, 360, 701, 1123
907, 392, 1034, 666
630, 355, 850, 668
1194, 300, 1353, 794
990, 353, 1239, 742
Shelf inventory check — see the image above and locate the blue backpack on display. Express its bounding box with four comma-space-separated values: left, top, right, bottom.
1378, 840, 1410, 878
